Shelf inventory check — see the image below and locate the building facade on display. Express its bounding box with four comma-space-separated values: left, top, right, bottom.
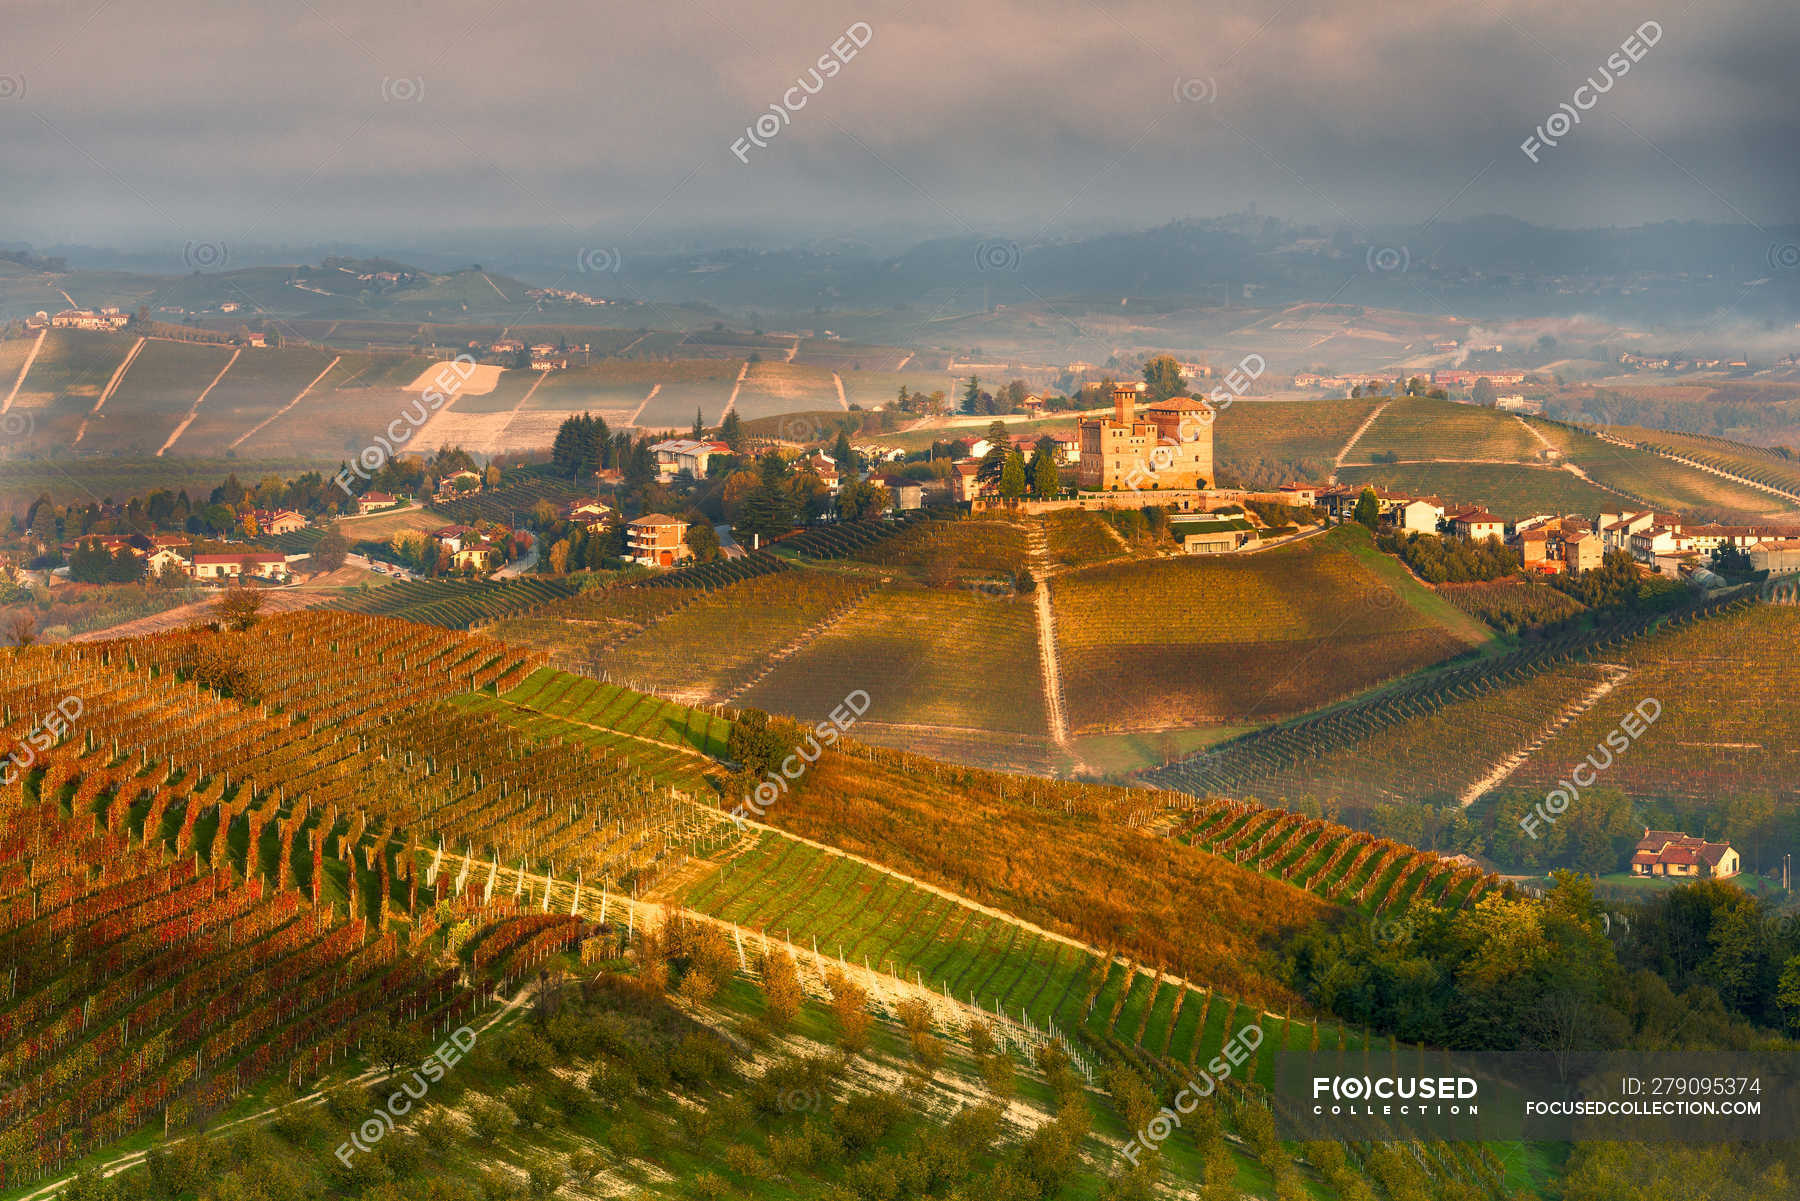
1077, 386, 1213, 492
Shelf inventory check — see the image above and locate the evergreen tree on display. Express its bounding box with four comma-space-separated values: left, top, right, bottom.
690, 408, 705, 439
999, 451, 1027, 498
719, 409, 747, 452
1352, 487, 1381, 529
1030, 448, 1060, 497
1141, 354, 1186, 403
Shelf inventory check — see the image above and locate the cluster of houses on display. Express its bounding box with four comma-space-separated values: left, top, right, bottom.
1312, 485, 1800, 578
30, 307, 131, 331
64, 532, 298, 584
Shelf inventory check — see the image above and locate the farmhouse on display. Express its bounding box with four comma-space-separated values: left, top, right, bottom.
192, 552, 290, 583
1749, 538, 1800, 575
1631, 830, 1739, 879
562, 499, 615, 530
431, 524, 473, 553
356, 492, 399, 515
951, 460, 984, 503
879, 475, 925, 511
1393, 498, 1445, 533
1448, 509, 1506, 542
626, 514, 692, 567
451, 539, 501, 573
253, 509, 307, 536
437, 469, 483, 496
1077, 385, 1213, 491
145, 547, 190, 577
650, 439, 732, 483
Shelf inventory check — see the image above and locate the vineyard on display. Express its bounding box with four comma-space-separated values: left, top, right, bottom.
1223, 663, 1611, 809
772, 511, 932, 559
1612, 426, 1800, 501
0, 617, 733, 1185
680, 825, 1362, 1082
1346, 396, 1543, 464
1511, 602, 1800, 807
1146, 586, 1770, 800
1049, 527, 1478, 732
741, 584, 1049, 747
327, 577, 582, 628
1527, 420, 1797, 521
427, 473, 588, 524
848, 514, 1032, 583
598, 572, 877, 702
1337, 462, 1622, 521
1439, 578, 1587, 631
1170, 796, 1496, 912
1041, 509, 1128, 567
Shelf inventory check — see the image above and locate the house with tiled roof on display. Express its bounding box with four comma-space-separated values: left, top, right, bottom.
1630, 829, 1739, 879
1448, 509, 1506, 542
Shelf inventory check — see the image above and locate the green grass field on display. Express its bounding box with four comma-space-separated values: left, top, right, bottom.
1337, 461, 1623, 520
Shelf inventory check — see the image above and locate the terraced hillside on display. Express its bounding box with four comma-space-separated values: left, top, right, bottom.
1214, 397, 1380, 483
326, 577, 582, 627
1050, 526, 1485, 733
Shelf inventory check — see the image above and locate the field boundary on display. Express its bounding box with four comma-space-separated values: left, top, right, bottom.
157, 347, 240, 455
71, 335, 146, 445
2, 328, 45, 414
229, 355, 342, 449
1456, 663, 1631, 806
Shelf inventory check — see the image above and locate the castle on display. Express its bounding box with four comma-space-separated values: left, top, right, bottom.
1077, 385, 1214, 491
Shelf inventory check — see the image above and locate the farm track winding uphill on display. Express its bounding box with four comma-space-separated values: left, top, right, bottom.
157, 347, 240, 455
71, 335, 145, 445
1457, 663, 1631, 806
721, 359, 750, 416
1332, 398, 1390, 473
2, 327, 45, 412
229, 354, 341, 448
626, 383, 660, 427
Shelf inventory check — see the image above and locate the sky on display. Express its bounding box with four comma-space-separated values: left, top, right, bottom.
3, 0, 1797, 260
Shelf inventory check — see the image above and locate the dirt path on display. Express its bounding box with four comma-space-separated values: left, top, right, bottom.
230, 355, 341, 449
721, 360, 750, 417
1456, 664, 1631, 806
157, 347, 240, 455
832, 372, 848, 409
2, 327, 45, 413
1516, 414, 1556, 452
72, 335, 145, 445
69, 586, 345, 641
626, 383, 660, 427
1025, 523, 1078, 770
1332, 398, 1390, 473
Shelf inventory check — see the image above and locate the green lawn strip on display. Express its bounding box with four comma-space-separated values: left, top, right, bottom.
1081, 960, 1132, 1039
876, 893, 961, 978
1164, 983, 1208, 1063
1288, 833, 1344, 885
722, 845, 835, 932
701, 841, 822, 926
840, 875, 922, 964
1108, 971, 1154, 1041
1140, 978, 1182, 1052
961, 922, 1029, 1008
924, 912, 996, 993
994, 937, 1063, 1017
764, 856, 862, 944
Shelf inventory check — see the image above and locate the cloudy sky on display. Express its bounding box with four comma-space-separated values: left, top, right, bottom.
3, 0, 1796, 256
